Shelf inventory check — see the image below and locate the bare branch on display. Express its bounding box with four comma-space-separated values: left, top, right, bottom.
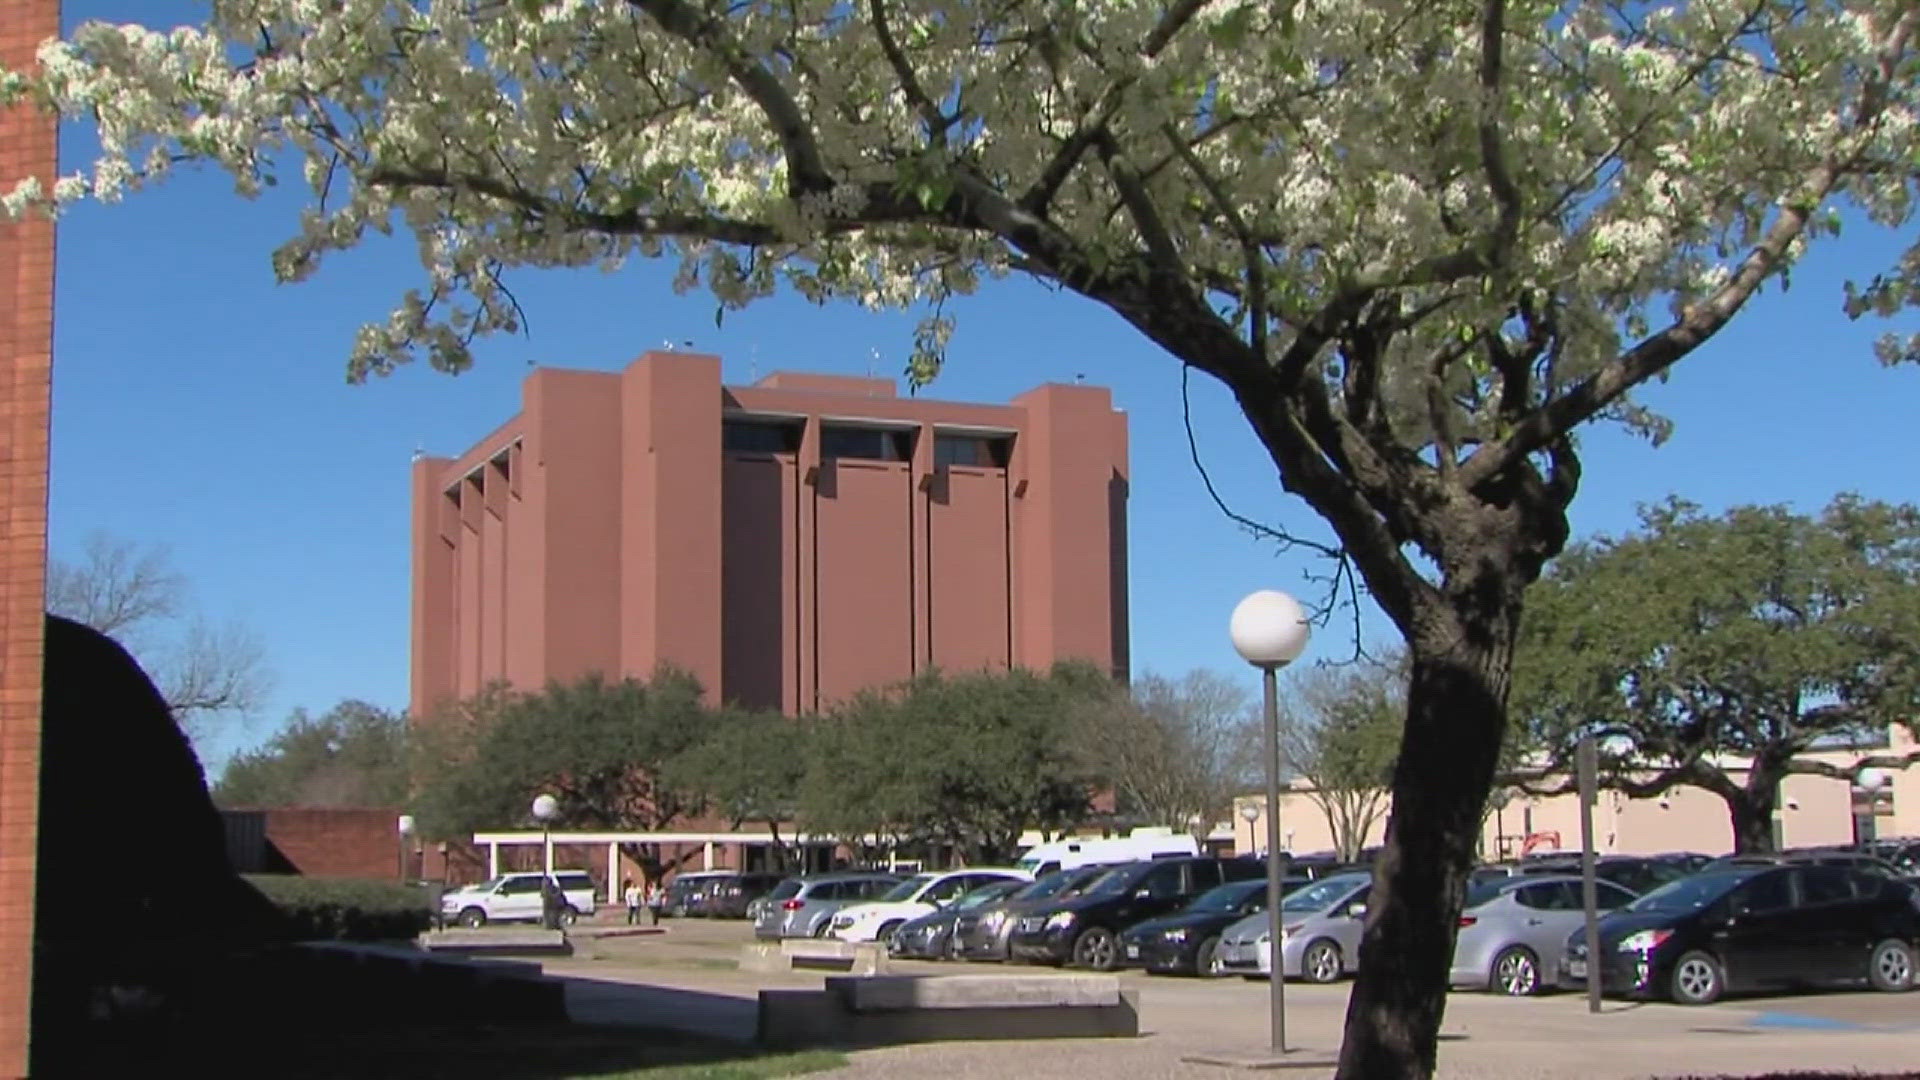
867, 0, 949, 140
45, 533, 184, 638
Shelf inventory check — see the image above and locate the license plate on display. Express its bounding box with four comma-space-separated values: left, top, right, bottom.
1126, 945, 1140, 959
1567, 959, 1587, 979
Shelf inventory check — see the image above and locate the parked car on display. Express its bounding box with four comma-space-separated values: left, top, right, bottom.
662, 871, 738, 917
830, 868, 1031, 942
1118, 878, 1278, 977
751, 872, 904, 940
1007, 856, 1265, 970
1015, 832, 1200, 876
888, 879, 1030, 960
1518, 855, 1693, 896
1558, 863, 1920, 1004
1450, 875, 1638, 995
701, 872, 787, 919
1705, 850, 1907, 880
439, 871, 598, 928
951, 863, 1118, 962
1217, 871, 1371, 982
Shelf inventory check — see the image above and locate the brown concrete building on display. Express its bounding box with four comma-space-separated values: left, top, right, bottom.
0, 2, 58, 1075
411, 353, 1129, 716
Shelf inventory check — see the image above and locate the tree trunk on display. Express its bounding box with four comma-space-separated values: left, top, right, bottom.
1727, 785, 1778, 855
1334, 605, 1516, 1080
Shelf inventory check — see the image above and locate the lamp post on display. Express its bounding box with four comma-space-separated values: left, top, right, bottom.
1238, 802, 1260, 857
532, 793, 559, 875
396, 814, 416, 883
1229, 589, 1311, 1056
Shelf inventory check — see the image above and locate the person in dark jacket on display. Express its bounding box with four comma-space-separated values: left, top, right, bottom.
540, 875, 563, 930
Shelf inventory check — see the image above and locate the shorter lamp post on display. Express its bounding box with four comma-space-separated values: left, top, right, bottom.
396, 814, 416, 883
1238, 802, 1261, 857
532, 793, 559, 875
1230, 589, 1311, 1056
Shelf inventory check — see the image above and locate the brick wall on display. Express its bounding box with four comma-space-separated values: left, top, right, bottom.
243, 809, 408, 880
0, 3, 58, 1077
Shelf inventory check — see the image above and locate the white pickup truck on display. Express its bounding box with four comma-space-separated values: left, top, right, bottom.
440, 871, 598, 927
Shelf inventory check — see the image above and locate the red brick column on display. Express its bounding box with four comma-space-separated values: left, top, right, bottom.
0, 2, 58, 1076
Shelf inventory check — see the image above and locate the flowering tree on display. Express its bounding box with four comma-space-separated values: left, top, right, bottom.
7, 2, 1917, 1075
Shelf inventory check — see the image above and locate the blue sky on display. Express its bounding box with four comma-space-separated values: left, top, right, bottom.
45, 2, 1920, 770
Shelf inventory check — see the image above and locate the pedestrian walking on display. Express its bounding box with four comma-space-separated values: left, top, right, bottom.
622, 877, 642, 926
645, 879, 664, 925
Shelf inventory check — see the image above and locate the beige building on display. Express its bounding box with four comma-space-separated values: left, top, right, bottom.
1234, 727, 1918, 861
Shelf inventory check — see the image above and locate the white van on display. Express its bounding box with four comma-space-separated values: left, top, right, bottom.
1015, 831, 1201, 876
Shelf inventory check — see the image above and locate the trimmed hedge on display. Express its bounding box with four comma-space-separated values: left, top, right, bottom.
244, 875, 437, 942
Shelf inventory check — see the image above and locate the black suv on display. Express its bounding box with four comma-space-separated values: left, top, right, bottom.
1006, 856, 1265, 970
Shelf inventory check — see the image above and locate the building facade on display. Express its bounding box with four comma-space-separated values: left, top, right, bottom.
1233, 727, 1920, 861
0, 2, 59, 1074
410, 352, 1129, 717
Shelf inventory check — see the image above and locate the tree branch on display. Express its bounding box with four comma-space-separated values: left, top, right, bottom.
1458, 6, 1918, 492
867, 0, 948, 140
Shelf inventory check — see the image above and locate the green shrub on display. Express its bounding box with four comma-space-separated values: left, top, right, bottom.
244, 875, 436, 942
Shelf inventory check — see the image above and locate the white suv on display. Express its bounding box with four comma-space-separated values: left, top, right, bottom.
829, 868, 1030, 943
440, 871, 598, 928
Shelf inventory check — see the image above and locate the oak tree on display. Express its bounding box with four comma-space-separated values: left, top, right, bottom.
1512, 496, 1920, 853
11, 4, 1918, 1074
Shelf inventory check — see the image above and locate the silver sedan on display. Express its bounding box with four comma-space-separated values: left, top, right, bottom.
1449, 875, 1637, 995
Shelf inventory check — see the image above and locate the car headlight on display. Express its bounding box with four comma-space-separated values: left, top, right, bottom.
1254, 932, 1271, 945
1616, 929, 1673, 953
1045, 911, 1077, 929
1162, 928, 1189, 943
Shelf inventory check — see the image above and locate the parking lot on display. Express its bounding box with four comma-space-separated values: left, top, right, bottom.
547, 916, 1920, 1079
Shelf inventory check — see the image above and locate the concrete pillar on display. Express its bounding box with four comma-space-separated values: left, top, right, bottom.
704, 840, 715, 871
488, 842, 500, 879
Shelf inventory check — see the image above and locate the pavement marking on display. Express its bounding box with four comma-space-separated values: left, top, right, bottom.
1747, 1011, 1872, 1031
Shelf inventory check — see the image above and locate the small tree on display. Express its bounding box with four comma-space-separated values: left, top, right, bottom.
1513, 496, 1920, 852
1286, 659, 1406, 861
214, 700, 409, 809
665, 706, 809, 869
1076, 669, 1259, 835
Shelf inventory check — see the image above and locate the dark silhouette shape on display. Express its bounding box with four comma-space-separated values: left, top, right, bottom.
30, 615, 287, 1073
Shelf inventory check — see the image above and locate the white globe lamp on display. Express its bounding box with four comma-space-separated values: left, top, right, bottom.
1230, 590, 1312, 668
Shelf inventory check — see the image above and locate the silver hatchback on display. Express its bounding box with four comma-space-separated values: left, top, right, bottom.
751, 872, 902, 939
1218, 872, 1372, 982
1450, 875, 1637, 995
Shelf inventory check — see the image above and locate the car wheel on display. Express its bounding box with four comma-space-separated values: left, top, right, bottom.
1302, 939, 1343, 984
458, 907, 487, 929
1491, 946, 1541, 996
1195, 935, 1224, 978
1072, 927, 1119, 971
1869, 939, 1916, 992
1669, 950, 1724, 1005
879, 921, 904, 945
558, 906, 578, 928
812, 919, 834, 938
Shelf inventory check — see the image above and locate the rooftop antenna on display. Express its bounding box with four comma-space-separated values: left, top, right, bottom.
660, 338, 677, 352
748, 342, 759, 382
867, 346, 879, 380
411, 442, 425, 463
1074, 373, 1087, 384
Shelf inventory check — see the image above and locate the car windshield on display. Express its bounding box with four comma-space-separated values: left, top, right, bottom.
767, 879, 802, 901
1188, 881, 1264, 913
472, 877, 505, 892
880, 874, 937, 903
956, 881, 1022, 909
1626, 871, 1750, 913
1281, 875, 1366, 913
1083, 866, 1147, 896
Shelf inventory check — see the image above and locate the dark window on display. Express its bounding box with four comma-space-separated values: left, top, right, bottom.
1796, 866, 1855, 906
1221, 859, 1266, 883
821, 425, 914, 461
1597, 882, 1637, 909
1850, 871, 1886, 899
1190, 861, 1225, 891
1731, 871, 1793, 914
1516, 883, 1570, 910
723, 419, 803, 454
934, 434, 1013, 468
1137, 863, 1185, 900
502, 876, 543, 895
